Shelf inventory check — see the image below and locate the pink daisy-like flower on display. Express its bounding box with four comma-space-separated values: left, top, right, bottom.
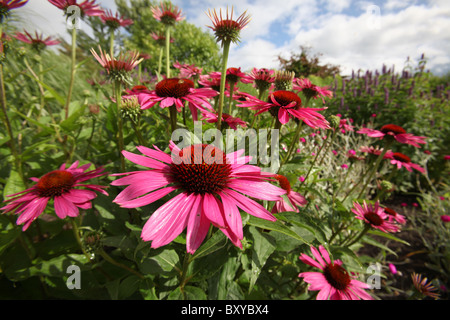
151, 31, 174, 47
206, 6, 251, 45
152, 1, 184, 26
351, 201, 400, 233
91, 46, 142, 83
241, 67, 275, 93
271, 175, 307, 213
201, 110, 247, 130
111, 142, 286, 254
293, 78, 333, 103
1, 161, 108, 231
137, 78, 217, 121
48, 0, 104, 17
198, 74, 229, 93
14, 30, 60, 52
383, 207, 407, 225
0, 0, 28, 22
210, 67, 246, 85
173, 61, 203, 80
100, 9, 133, 30
298, 245, 373, 300
357, 124, 426, 148
441, 215, 450, 223
384, 152, 425, 173
238, 90, 330, 129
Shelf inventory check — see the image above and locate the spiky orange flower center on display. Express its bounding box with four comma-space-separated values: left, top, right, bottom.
36, 170, 75, 197
170, 145, 232, 195
323, 263, 351, 291
392, 152, 411, 163
380, 124, 406, 135
364, 211, 384, 226
155, 78, 194, 98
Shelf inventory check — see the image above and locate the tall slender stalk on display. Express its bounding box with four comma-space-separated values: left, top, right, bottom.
65, 27, 77, 120
0, 25, 25, 186
115, 81, 125, 172
216, 40, 231, 131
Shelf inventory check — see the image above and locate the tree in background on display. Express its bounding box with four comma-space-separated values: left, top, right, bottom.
278, 45, 340, 78
115, 0, 222, 77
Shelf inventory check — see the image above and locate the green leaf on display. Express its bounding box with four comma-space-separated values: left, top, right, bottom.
138, 248, 180, 275
0, 215, 21, 256
191, 230, 227, 261
168, 285, 207, 300
3, 169, 26, 199
248, 226, 276, 292
277, 212, 327, 243
23, 73, 66, 106
13, 110, 55, 135
60, 101, 87, 133
367, 229, 410, 246
246, 215, 311, 246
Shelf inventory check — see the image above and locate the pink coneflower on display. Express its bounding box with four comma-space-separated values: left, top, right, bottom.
293, 77, 333, 103
198, 74, 229, 93
1, 161, 108, 231
384, 152, 425, 173
206, 7, 251, 45
357, 124, 426, 148
441, 215, 450, 223
338, 118, 354, 133
360, 145, 392, 158
137, 78, 217, 121
298, 245, 373, 300
0, 0, 28, 21
201, 110, 247, 130
91, 46, 142, 83
100, 9, 133, 30
383, 207, 407, 225
411, 273, 440, 299
111, 142, 286, 254
48, 0, 103, 17
210, 67, 246, 85
238, 90, 330, 129
241, 67, 275, 93
151, 31, 174, 46
351, 201, 400, 233
272, 175, 307, 213
173, 61, 203, 80
152, 1, 184, 26
14, 30, 60, 53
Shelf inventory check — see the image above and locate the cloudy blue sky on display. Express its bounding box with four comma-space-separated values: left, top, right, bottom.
13, 0, 450, 76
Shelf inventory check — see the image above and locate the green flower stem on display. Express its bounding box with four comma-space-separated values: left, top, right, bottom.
179, 252, 193, 297
65, 27, 77, 120
281, 121, 303, 169
165, 25, 171, 78
130, 117, 146, 146
71, 218, 92, 262
216, 40, 231, 131
109, 29, 115, 58
0, 25, 26, 187
98, 248, 145, 280
343, 223, 371, 247
299, 131, 330, 188
357, 142, 391, 199
227, 81, 235, 115
115, 81, 125, 172
158, 47, 163, 76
